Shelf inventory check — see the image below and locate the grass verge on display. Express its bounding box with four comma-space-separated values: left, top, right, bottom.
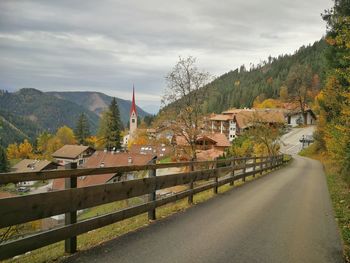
299, 144, 350, 262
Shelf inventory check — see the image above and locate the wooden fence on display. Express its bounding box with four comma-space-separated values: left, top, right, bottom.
0, 154, 287, 260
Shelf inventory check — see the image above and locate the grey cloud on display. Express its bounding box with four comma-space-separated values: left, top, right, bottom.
0, 0, 332, 108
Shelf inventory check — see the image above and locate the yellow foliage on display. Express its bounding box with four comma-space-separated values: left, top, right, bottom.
279, 86, 288, 102
85, 136, 98, 148
56, 126, 76, 145
254, 98, 282, 109
7, 143, 19, 159
253, 143, 269, 156
18, 139, 34, 159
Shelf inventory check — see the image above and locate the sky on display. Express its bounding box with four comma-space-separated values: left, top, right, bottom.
0, 0, 332, 114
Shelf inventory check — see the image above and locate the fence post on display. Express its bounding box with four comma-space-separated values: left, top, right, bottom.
230, 158, 235, 186
242, 158, 247, 182
65, 162, 77, 254
188, 159, 194, 204
214, 158, 218, 194
148, 157, 157, 221
260, 157, 264, 175
253, 157, 256, 177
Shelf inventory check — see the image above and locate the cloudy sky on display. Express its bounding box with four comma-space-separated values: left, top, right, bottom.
0, 0, 332, 113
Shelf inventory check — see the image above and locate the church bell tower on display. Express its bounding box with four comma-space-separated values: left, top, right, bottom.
129, 86, 137, 135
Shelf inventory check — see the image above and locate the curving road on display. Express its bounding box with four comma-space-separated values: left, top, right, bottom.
64, 156, 343, 263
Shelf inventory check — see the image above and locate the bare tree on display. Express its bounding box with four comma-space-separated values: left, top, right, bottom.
246, 113, 285, 156
162, 56, 211, 160
286, 64, 312, 125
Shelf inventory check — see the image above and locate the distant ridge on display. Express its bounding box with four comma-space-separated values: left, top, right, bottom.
0, 89, 150, 147
47, 91, 150, 124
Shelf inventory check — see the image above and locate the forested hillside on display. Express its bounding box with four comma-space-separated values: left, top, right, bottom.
0, 89, 151, 147
48, 91, 149, 125
161, 39, 328, 115
0, 89, 99, 146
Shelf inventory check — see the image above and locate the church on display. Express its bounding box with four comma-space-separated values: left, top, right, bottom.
122, 87, 138, 148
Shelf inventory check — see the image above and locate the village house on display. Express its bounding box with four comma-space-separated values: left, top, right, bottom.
172, 132, 230, 160
129, 144, 173, 159
282, 103, 317, 127
208, 109, 286, 142
11, 159, 60, 187
51, 150, 155, 191
52, 144, 95, 166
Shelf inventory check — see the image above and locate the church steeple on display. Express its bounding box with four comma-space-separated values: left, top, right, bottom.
129, 85, 137, 135
130, 86, 137, 117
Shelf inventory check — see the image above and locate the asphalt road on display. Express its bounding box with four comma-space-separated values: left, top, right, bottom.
64, 156, 343, 263
280, 126, 316, 155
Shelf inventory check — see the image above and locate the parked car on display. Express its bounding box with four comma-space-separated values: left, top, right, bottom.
17, 187, 29, 193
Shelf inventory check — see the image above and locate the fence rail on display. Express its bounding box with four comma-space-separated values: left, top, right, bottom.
0, 154, 287, 260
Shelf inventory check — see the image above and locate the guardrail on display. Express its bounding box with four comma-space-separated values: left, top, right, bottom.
0, 154, 287, 260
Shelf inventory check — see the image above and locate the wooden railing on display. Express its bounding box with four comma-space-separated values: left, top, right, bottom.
0, 154, 287, 260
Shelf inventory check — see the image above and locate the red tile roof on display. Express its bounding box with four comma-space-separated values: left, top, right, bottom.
52, 145, 94, 159
209, 114, 233, 121
174, 133, 230, 147
129, 144, 172, 157
12, 159, 59, 173
234, 110, 285, 129
52, 151, 155, 191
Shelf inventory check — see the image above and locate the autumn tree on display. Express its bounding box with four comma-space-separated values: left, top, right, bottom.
253, 98, 282, 109
75, 113, 90, 145
0, 145, 9, 172
286, 64, 313, 124
37, 132, 53, 154
318, 0, 350, 180
56, 126, 76, 145
227, 135, 253, 157
279, 85, 289, 102
162, 56, 210, 160
17, 139, 34, 159
6, 143, 19, 159
246, 113, 285, 156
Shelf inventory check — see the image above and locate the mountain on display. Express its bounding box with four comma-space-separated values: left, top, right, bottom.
161, 39, 328, 115
0, 89, 151, 147
0, 89, 100, 146
47, 91, 150, 125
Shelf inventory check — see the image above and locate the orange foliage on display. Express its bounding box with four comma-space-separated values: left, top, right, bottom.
253, 98, 282, 109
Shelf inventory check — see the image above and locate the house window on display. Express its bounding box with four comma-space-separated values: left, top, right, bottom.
132, 119, 135, 123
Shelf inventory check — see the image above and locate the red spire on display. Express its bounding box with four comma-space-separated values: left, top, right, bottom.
130, 85, 137, 116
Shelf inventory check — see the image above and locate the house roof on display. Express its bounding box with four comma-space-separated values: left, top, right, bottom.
52, 151, 155, 190
12, 159, 59, 173
129, 144, 172, 157
234, 110, 285, 129
221, 108, 247, 115
209, 114, 233, 121
200, 133, 231, 147
52, 145, 94, 159
174, 133, 230, 147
